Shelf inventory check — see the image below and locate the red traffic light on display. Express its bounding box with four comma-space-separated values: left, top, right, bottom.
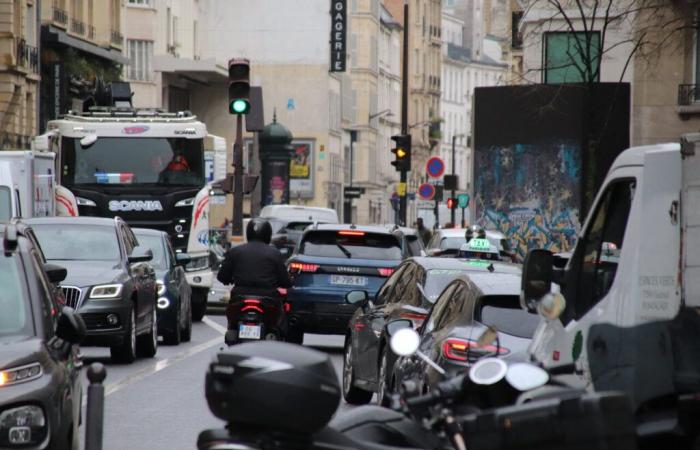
446, 197, 457, 209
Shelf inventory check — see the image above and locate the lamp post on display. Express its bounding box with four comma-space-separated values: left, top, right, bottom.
451, 133, 464, 226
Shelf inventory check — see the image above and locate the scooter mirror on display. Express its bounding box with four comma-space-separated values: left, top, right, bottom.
469, 357, 508, 385
505, 363, 550, 391
538, 292, 566, 320
390, 328, 421, 357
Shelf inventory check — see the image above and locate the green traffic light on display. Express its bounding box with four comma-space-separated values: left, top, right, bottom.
230, 99, 250, 114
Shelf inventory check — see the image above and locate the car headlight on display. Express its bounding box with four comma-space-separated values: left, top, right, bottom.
90, 284, 123, 299
75, 196, 97, 207
0, 405, 47, 447
185, 256, 209, 272
175, 197, 195, 207
157, 280, 166, 296
0, 363, 42, 387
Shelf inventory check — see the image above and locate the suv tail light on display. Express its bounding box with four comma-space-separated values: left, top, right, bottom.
289, 262, 320, 273
378, 268, 395, 277
442, 338, 509, 362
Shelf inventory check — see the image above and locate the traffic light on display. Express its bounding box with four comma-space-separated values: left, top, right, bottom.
446, 197, 457, 209
228, 59, 250, 114
390, 134, 411, 172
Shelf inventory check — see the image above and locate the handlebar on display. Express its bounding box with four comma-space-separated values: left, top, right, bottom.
403, 374, 467, 409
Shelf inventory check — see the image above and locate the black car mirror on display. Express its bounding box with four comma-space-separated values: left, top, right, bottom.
345, 290, 369, 306
520, 249, 554, 312
56, 307, 86, 344
176, 253, 191, 266
385, 319, 413, 338
44, 263, 67, 284
128, 246, 153, 264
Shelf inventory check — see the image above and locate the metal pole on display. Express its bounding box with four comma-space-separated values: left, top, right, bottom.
85, 363, 106, 450
232, 113, 244, 236
450, 134, 456, 225
461, 207, 465, 228
399, 0, 409, 227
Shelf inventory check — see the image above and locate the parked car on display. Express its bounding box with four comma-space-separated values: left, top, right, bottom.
342, 257, 523, 405
425, 228, 513, 260
27, 217, 158, 363
132, 228, 193, 345
0, 221, 86, 450
286, 224, 404, 344
391, 272, 540, 397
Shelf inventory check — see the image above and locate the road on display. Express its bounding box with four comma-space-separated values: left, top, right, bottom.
79, 312, 351, 450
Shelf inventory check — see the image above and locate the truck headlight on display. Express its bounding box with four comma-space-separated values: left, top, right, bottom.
0, 363, 42, 387
185, 256, 209, 272
90, 284, 123, 299
157, 280, 166, 296
0, 405, 47, 447
175, 197, 195, 207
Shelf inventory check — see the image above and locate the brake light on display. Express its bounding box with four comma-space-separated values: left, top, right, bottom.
378, 268, 395, 277
289, 262, 320, 273
244, 299, 261, 305
338, 230, 365, 236
442, 338, 509, 362
241, 305, 264, 314
284, 302, 291, 313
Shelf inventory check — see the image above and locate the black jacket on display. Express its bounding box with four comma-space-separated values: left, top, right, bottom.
216, 241, 292, 296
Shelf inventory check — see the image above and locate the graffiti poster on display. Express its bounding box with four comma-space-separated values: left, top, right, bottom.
265, 161, 290, 205
290, 140, 314, 199
474, 142, 581, 260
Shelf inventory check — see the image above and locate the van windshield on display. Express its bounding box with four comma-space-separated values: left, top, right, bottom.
0, 187, 11, 222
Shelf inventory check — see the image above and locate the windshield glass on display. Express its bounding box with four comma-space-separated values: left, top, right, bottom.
134, 234, 168, 270
300, 231, 402, 260
0, 253, 32, 339
32, 224, 121, 261
424, 269, 471, 302
478, 296, 540, 338
0, 187, 11, 221
440, 236, 465, 250
62, 137, 204, 187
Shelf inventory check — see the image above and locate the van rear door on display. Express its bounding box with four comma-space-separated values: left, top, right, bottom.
681, 133, 700, 307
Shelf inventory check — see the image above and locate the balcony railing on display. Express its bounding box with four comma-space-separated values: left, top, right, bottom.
71, 19, 86, 35
111, 30, 123, 46
53, 7, 68, 25
678, 84, 700, 106
88, 25, 96, 40
15, 38, 39, 73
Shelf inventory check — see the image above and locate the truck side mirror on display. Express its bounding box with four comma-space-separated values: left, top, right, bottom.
520, 249, 553, 312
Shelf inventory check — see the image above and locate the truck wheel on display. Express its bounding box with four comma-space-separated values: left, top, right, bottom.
137, 307, 158, 357
191, 288, 208, 322
111, 308, 137, 364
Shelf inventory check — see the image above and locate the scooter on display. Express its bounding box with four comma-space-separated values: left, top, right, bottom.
224, 288, 290, 345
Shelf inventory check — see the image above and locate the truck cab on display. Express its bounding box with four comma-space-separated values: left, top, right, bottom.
521, 135, 700, 441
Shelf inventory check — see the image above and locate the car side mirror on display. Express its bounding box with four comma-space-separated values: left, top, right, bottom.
44, 263, 67, 284
385, 319, 413, 338
345, 290, 369, 307
56, 307, 86, 344
175, 253, 191, 266
128, 246, 153, 264
520, 249, 554, 312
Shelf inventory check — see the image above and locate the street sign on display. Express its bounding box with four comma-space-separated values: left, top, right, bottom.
397, 182, 407, 196
457, 193, 470, 208
344, 186, 365, 198
426, 157, 445, 178
418, 183, 435, 200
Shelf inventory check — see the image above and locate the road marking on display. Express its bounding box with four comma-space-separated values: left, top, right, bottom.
203, 316, 228, 335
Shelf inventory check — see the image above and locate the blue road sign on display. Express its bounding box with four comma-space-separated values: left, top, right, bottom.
418, 183, 436, 200
426, 157, 445, 178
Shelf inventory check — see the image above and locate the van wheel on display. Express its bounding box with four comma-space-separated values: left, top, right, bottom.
111, 308, 137, 364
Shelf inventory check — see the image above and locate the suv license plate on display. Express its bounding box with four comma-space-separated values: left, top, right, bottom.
239, 324, 261, 339
330, 275, 367, 286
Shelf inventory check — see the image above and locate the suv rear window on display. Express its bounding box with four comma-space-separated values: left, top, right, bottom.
299, 231, 402, 260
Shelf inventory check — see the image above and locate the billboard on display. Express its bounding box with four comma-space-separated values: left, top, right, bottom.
290, 140, 315, 199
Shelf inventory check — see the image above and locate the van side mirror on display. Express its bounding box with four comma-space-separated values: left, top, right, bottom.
56, 307, 86, 344
44, 263, 67, 284
128, 246, 153, 264
520, 249, 553, 312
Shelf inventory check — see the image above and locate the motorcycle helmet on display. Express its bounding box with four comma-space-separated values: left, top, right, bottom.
246, 218, 272, 244
465, 225, 486, 242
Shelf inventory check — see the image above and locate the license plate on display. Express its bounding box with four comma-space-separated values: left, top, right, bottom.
330, 275, 367, 286
238, 324, 261, 339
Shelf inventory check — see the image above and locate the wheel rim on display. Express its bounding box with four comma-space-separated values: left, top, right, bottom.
343, 343, 353, 395
378, 355, 387, 403
130, 310, 136, 354
151, 308, 158, 348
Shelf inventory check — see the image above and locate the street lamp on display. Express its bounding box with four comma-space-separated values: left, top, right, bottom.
451, 133, 465, 226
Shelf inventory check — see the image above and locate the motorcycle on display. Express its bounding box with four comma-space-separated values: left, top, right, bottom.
224, 288, 290, 345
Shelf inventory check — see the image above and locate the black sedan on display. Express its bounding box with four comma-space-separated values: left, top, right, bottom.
392, 273, 541, 395
342, 257, 520, 405
27, 217, 158, 364
133, 228, 193, 345
0, 221, 86, 450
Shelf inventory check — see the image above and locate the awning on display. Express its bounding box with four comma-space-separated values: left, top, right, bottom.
42, 25, 129, 65
153, 55, 227, 84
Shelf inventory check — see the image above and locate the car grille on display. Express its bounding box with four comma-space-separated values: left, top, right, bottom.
61, 286, 83, 309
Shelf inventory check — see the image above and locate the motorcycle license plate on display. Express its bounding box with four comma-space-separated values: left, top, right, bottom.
330, 275, 367, 286
238, 324, 261, 340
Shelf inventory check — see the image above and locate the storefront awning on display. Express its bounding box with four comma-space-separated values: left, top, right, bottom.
42, 25, 129, 65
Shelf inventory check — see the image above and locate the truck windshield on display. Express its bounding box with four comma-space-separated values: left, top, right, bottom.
0, 253, 33, 339
0, 187, 11, 221
62, 137, 204, 187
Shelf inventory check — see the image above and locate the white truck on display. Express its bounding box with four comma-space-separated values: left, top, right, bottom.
33, 91, 227, 321
0, 151, 57, 220
520, 133, 700, 443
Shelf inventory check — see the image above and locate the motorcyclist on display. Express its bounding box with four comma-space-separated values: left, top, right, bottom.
465, 224, 486, 243
216, 218, 293, 329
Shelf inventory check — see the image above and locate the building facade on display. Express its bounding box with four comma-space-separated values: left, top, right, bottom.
40, 0, 127, 130
0, 0, 39, 149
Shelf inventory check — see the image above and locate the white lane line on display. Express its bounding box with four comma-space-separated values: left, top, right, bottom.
202, 316, 228, 335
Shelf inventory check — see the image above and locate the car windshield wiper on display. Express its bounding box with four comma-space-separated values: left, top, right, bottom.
336, 243, 352, 258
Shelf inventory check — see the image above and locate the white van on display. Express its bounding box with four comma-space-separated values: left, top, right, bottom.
259, 205, 339, 224
0, 151, 56, 221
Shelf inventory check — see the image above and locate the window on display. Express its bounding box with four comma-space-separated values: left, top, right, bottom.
696, 7, 700, 84
128, 0, 151, 5
127, 39, 153, 81
0, 253, 32, 337
376, 264, 407, 305
544, 32, 601, 84
0, 187, 11, 221
29, 251, 57, 336
299, 231, 402, 260
573, 180, 635, 319
32, 224, 121, 261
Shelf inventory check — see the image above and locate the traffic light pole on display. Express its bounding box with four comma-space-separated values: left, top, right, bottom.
399, 0, 409, 227
450, 134, 456, 226
232, 113, 244, 236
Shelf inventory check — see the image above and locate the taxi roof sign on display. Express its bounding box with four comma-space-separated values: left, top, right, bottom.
468, 238, 492, 251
